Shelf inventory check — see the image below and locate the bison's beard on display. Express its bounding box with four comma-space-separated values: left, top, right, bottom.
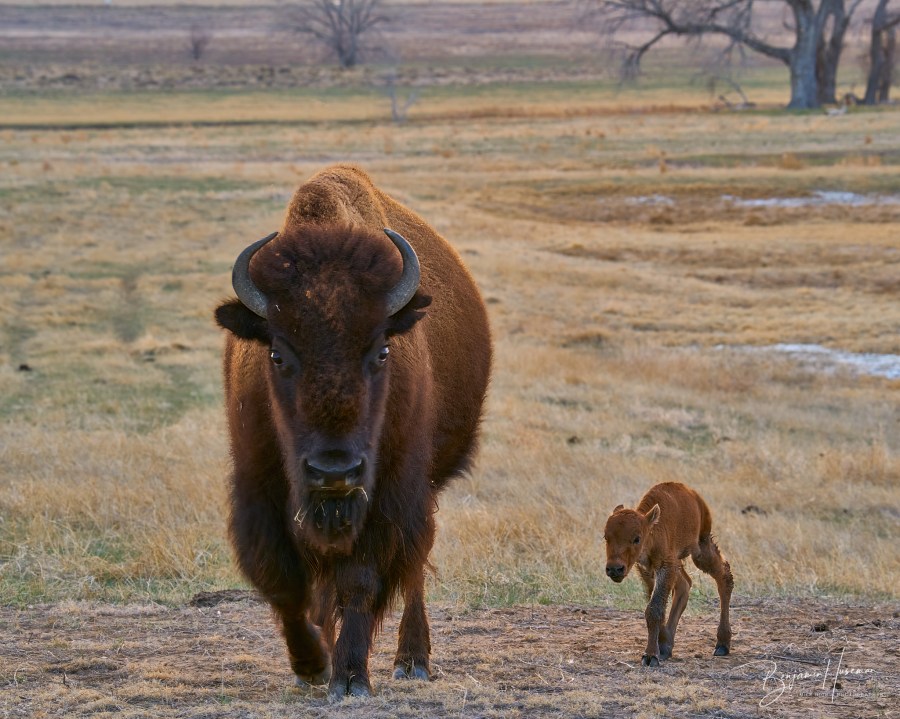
293, 487, 370, 555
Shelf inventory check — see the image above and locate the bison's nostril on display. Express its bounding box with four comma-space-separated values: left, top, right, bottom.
305, 455, 365, 489
606, 565, 625, 577
304, 461, 325, 487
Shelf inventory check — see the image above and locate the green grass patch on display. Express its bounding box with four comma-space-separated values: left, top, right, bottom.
0, 359, 222, 432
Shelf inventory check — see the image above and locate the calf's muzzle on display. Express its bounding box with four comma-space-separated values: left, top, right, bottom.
606, 563, 626, 582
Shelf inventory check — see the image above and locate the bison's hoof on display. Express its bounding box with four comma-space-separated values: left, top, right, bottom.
349, 679, 373, 697
641, 655, 660, 667
328, 677, 373, 701
659, 644, 673, 660
393, 661, 430, 681
714, 645, 730, 657
294, 664, 332, 688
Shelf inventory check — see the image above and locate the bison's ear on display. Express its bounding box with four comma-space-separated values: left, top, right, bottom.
215, 299, 271, 343
645, 504, 661, 527
386, 292, 431, 337
613, 504, 625, 513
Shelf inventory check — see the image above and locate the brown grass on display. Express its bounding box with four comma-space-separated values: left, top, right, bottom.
2, 86, 899, 608
1, 10, 899, 717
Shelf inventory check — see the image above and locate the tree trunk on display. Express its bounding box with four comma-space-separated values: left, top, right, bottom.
788, 7, 822, 109
816, 1, 851, 105
864, 0, 897, 104
880, 29, 896, 101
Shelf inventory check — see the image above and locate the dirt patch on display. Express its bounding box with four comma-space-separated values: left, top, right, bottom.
2, 596, 897, 718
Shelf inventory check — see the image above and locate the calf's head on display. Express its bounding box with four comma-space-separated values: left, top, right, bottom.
216, 225, 430, 554
603, 503, 660, 582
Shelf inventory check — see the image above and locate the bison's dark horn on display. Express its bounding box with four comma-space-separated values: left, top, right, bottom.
232, 231, 277, 319
383, 228, 421, 316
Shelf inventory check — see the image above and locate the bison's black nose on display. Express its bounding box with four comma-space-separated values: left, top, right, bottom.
606, 564, 626, 581
305, 453, 365, 489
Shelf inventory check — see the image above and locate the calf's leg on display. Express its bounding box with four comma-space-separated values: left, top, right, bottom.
659, 564, 692, 660
692, 535, 734, 656
643, 562, 677, 667
638, 564, 655, 601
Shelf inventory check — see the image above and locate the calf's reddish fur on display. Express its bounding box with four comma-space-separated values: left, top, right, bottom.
603, 482, 733, 666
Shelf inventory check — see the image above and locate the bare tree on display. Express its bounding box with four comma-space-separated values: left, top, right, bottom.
863, 0, 900, 103
379, 68, 420, 123
188, 22, 213, 62
291, 0, 388, 69
816, 0, 861, 105
581, 0, 864, 109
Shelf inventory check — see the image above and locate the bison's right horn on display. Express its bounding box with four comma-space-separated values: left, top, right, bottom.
232, 231, 277, 319
383, 229, 421, 316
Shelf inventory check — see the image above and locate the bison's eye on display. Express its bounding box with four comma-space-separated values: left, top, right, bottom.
376, 345, 390, 366
269, 349, 283, 366
633, 536, 641, 545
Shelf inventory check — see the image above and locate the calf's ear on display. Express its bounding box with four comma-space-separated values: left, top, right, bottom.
645, 504, 661, 527
215, 299, 271, 343
613, 504, 625, 513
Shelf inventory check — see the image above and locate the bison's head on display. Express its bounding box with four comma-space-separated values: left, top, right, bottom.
215, 225, 430, 554
602, 503, 660, 582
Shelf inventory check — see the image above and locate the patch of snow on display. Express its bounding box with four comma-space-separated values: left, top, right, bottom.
769, 344, 900, 380
721, 191, 900, 209
625, 195, 674, 206
724, 343, 900, 380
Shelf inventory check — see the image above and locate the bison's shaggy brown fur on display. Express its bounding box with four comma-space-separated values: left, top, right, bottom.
215, 165, 491, 699
603, 482, 734, 666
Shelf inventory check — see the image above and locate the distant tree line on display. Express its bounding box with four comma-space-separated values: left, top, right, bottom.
580, 0, 900, 109
290, 0, 388, 69
185, 0, 896, 110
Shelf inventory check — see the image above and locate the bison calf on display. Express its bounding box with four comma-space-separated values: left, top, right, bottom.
603, 481, 733, 666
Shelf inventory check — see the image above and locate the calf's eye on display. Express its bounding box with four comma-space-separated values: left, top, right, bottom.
633, 536, 641, 545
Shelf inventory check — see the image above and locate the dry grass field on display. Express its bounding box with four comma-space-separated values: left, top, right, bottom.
1, 3, 899, 717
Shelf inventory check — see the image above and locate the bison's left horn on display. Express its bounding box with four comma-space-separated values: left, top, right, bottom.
232, 231, 277, 319
383, 228, 421, 316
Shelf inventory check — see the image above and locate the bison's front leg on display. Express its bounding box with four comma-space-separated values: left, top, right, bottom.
393, 565, 431, 681
275, 604, 333, 687
329, 564, 381, 699
230, 492, 330, 685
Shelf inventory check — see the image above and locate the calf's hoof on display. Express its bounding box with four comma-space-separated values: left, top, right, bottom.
393, 661, 430, 681
641, 654, 660, 667
659, 643, 673, 660
714, 645, 730, 657
327, 676, 373, 701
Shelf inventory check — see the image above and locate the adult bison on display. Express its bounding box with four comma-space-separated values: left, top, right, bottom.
214, 165, 491, 699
